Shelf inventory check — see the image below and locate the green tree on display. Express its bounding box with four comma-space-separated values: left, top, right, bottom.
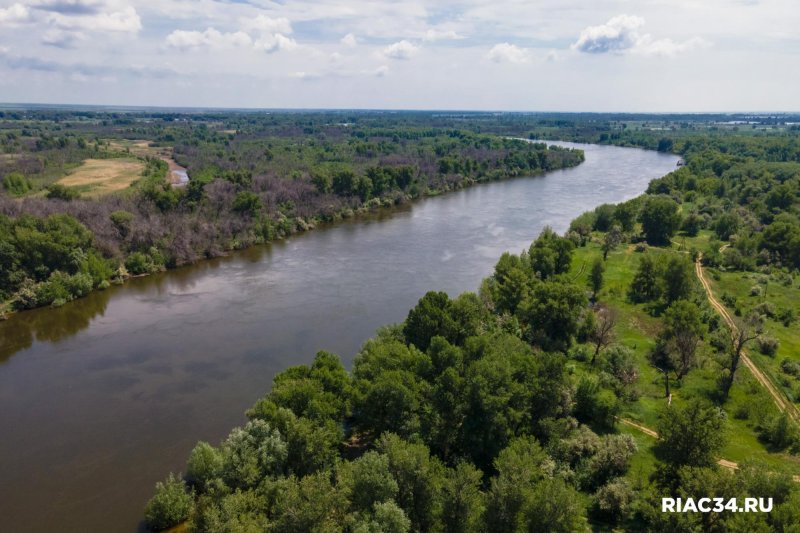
378, 433, 445, 531
655, 401, 727, 485
639, 196, 681, 246
338, 451, 399, 514
661, 300, 704, 380
529, 227, 575, 280
661, 255, 694, 304
232, 191, 262, 216
602, 225, 623, 260
186, 441, 223, 491
144, 473, 194, 531
517, 280, 587, 352
485, 436, 550, 532
441, 462, 484, 533
519, 478, 589, 533
629, 254, 661, 303
403, 291, 458, 351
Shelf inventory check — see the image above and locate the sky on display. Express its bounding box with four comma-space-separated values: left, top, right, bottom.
0, 0, 797, 112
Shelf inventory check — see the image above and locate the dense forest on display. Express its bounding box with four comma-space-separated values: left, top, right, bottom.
140, 123, 800, 531
0, 110, 584, 313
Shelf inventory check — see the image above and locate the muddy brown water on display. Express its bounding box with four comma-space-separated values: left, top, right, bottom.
0, 142, 679, 532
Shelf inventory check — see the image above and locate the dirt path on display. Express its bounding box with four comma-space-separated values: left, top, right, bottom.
694, 254, 800, 425
619, 418, 800, 480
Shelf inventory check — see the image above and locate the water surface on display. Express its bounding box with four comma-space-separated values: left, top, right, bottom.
0, 142, 678, 531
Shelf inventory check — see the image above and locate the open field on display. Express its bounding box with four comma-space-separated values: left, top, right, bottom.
568, 235, 800, 477
108, 139, 172, 160
57, 157, 145, 196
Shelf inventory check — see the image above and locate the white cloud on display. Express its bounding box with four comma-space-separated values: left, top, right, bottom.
254, 33, 297, 53
634, 36, 711, 57
0, 3, 31, 24
246, 14, 292, 35
572, 14, 708, 57
422, 28, 463, 42
341, 33, 357, 47
41, 28, 85, 47
374, 65, 389, 77
165, 28, 252, 50
572, 14, 645, 54
383, 40, 418, 60
487, 43, 528, 63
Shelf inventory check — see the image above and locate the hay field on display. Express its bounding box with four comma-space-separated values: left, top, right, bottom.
57, 158, 145, 196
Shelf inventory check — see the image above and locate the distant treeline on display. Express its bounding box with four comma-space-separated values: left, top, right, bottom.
0, 115, 583, 311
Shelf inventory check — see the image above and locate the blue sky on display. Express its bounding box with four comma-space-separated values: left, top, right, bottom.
0, 0, 797, 111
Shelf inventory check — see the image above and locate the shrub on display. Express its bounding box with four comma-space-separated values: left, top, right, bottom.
592, 478, 634, 522
780, 359, 800, 378
144, 473, 194, 531
757, 337, 779, 357
2, 172, 32, 196
46, 183, 81, 201
233, 191, 262, 216
777, 307, 796, 327
125, 252, 156, 276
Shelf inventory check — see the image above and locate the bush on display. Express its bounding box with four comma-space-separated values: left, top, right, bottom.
757, 337, 779, 357
780, 359, 800, 378
124, 251, 164, 275
46, 183, 81, 201
777, 307, 796, 327
144, 473, 194, 531
233, 191, 262, 216
2, 172, 32, 196
592, 478, 634, 522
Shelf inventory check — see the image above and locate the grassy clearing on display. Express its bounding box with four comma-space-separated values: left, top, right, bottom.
108, 139, 173, 160
567, 235, 800, 478
57, 157, 145, 196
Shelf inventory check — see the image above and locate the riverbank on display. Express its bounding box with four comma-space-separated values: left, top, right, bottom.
0, 142, 679, 533
0, 147, 584, 319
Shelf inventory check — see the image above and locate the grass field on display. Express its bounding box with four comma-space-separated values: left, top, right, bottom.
567, 233, 800, 478
57, 157, 145, 196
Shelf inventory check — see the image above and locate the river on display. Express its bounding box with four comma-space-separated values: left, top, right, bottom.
0, 142, 679, 532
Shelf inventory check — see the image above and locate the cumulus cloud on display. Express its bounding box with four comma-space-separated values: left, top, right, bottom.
572, 14, 645, 54
487, 42, 528, 63
165, 28, 252, 50
0, 3, 31, 24
383, 40, 418, 60
164, 13, 297, 55
254, 33, 297, 53
340, 33, 357, 47
572, 14, 708, 57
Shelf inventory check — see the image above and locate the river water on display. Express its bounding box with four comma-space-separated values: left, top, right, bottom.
0, 142, 678, 532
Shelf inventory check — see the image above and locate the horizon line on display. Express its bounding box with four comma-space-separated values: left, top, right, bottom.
1, 102, 799, 116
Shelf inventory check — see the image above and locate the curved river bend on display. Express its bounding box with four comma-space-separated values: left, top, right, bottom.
0, 143, 678, 532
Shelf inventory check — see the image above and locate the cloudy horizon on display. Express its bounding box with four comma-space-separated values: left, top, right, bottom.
0, 0, 797, 112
